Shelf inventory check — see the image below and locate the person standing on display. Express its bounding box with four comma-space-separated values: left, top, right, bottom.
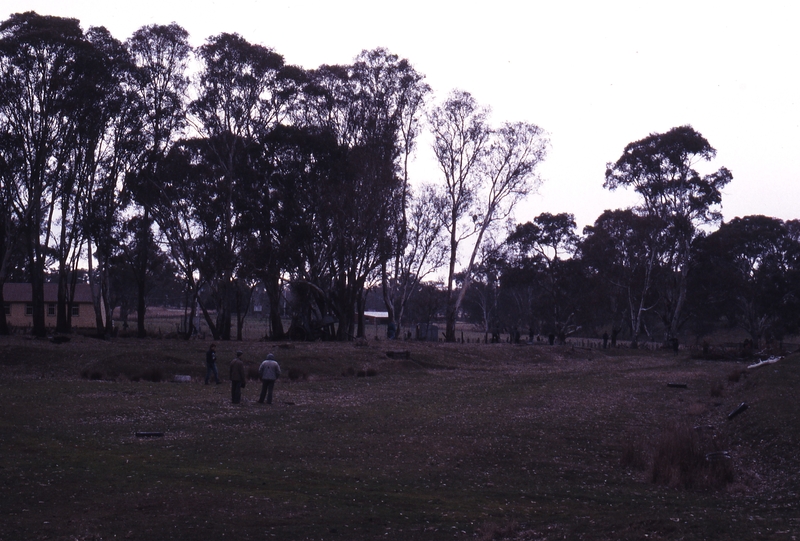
229, 350, 246, 404
205, 343, 221, 385
258, 353, 281, 405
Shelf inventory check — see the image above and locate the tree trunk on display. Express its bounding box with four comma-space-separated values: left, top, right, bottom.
56, 274, 70, 334
356, 289, 366, 339
0, 282, 8, 335
135, 209, 150, 338
87, 240, 106, 338
30, 241, 47, 338
260, 272, 284, 340
380, 261, 397, 337
197, 295, 219, 339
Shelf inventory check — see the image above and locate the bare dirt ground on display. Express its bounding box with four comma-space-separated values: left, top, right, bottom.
0, 335, 797, 540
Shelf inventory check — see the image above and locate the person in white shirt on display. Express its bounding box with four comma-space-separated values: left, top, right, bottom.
257, 353, 281, 405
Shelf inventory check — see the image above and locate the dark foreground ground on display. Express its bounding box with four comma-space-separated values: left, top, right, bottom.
0, 335, 797, 540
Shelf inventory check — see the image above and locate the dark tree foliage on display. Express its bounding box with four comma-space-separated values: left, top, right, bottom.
125, 23, 191, 337
430, 90, 548, 342
689, 216, 800, 347
0, 127, 24, 334
461, 247, 505, 341
81, 27, 145, 337
605, 126, 732, 343
184, 33, 289, 341
255, 124, 343, 340
505, 213, 581, 340
579, 209, 664, 345
6, 12, 800, 349
0, 12, 111, 336
289, 50, 419, 340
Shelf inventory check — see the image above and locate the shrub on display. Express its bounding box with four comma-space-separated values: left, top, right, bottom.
140, 367, 163, 383
288, 368, 307, 381
80, 368, 103, 380
728, 368, 746, 383
620, 437, 648, 471
650, 422, 733, 490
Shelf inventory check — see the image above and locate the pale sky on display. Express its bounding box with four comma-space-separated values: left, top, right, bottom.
5, 0, 799, 230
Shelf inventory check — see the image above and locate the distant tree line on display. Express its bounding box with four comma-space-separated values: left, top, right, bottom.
2, 12, 798, 346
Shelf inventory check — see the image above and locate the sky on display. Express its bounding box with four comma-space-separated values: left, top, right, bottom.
5, 0, 799, 230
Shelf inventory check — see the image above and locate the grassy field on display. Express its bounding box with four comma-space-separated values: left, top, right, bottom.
0, 335, 798, 540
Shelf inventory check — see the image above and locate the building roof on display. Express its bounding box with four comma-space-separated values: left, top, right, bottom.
3, 283, 95, 304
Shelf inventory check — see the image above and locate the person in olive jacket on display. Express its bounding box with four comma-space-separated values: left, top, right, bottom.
229, 350, 246, 404
205, 343, 221, 384
258, 353, 281, 405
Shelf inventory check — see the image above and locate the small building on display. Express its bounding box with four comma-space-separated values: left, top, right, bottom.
2, 283, 99, 330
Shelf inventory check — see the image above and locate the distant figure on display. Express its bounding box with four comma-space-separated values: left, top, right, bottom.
387, 321, 396, 340
205, 343, 221, 385
548, 333, 555, 346
602, 332, 609, 349
742, 338, 753, 356
611, 328, 620, 348
258, 353, 282, 405
229, 350, 246, 404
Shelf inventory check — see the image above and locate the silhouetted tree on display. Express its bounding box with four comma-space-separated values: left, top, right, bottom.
125, 23, 191, 337
0, 12, 104, 336
81, 27, 144, 336
690, 215, 800, 347
431, 90, 548, 342
290, 49, 421, 340
506, 212, 579, 339
580, 209, 663, 346
605, 126, 732, 343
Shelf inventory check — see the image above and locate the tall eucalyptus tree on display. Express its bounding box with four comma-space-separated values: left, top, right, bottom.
125, 23, 191, 337
506, 213, 579, 339
0, 12, 102, 336
292, 49, 428, 340
430, 90, 548, 342
604, 126, 732, 342
186, 32, 288, 340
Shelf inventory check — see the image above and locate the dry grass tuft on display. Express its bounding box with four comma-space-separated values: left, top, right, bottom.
650, 421, 734, 490
139, 367, 164, 382
620, 436, 648, 471
728, 368, 747, 383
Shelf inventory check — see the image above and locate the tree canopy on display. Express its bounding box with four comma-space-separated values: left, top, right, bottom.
7, 13, 797, 350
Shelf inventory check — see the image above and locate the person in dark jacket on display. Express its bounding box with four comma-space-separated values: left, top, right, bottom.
229, 351, 246, 404
205, 343, 221, 385
258, 353, 281, 405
